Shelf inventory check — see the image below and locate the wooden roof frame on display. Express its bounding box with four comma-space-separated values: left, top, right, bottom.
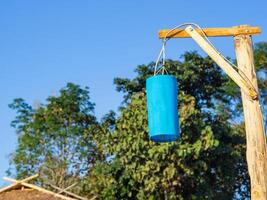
0, 174, 90, 200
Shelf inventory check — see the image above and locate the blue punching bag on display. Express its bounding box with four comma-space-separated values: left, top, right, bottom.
146, 75, 179, 142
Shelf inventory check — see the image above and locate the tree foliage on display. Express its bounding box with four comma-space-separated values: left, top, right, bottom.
88, 52, 250, 199
254, 42, 267, 130
9, 83, 104, 189
8, 42, 267, 199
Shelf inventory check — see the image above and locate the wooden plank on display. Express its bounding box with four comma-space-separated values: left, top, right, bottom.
0, 183, 22, 193
3, 174, 39, 184
20, 182, 76, 200
234, 34, 267, 200
56, 183, 77, 194
2, 177, 75, 200
0, 174, 39, 193
159, 26, 261, 38
184, 26, 258, 99
50, 184, 89, 200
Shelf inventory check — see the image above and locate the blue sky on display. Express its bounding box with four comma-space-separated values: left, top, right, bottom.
0, 0, 267, 186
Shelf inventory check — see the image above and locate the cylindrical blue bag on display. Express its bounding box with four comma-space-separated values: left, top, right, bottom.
146, 75, 179, 142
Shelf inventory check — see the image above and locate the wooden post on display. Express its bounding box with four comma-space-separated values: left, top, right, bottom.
158, 24, 266, 199
234, 32, 267, 200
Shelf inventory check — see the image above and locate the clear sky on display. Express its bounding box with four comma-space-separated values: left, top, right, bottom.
0, 0, 267, 187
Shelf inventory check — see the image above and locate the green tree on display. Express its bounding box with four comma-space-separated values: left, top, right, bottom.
88, 52, 249, 199
8, 83, 104, 189
9, 42, 267, 199
254, 42, 267, 129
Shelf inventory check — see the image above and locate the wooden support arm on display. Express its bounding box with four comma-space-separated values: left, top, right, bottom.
184, 26, 258, 99
159, 26, 261, 38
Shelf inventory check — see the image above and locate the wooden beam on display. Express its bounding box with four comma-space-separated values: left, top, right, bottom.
0, 174, 39, 193
234, 33, 267, 200
2, 175, 92, 200
49, 184, 89, 200
20, 182, 75, 200
56, 183, 77, 194
3, 174, 39, 184
159, 26, 261, 39
184, 26, 258, 99
4, 177, 75, 200
0, 182, 22, 193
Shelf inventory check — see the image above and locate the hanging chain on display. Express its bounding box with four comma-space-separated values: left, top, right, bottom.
154, 39, 168, 75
